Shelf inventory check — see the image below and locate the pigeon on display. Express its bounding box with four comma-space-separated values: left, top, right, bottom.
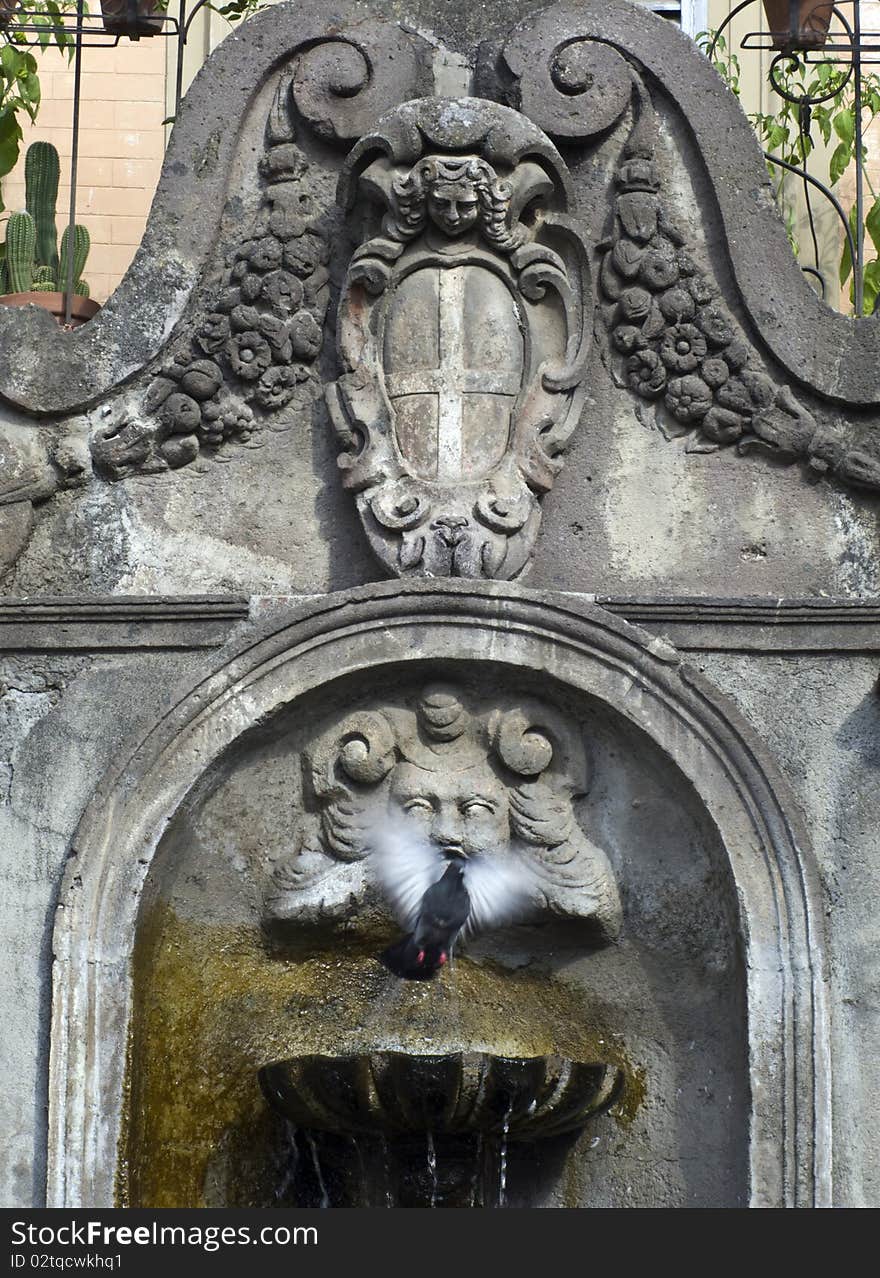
370, 817, 531, 979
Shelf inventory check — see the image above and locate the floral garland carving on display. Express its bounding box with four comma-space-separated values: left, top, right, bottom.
600, 155, 880, 493
93, 99, 329, 480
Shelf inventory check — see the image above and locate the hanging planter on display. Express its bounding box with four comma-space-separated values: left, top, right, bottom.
99, 0, 166, 38
762, 0, 834, 52
0, 0, 20, 29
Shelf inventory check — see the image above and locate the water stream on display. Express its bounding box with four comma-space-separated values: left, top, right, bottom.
306, 1132, 330, 1208
497, 1105, 511, 1208
426, 1132, 438, 1207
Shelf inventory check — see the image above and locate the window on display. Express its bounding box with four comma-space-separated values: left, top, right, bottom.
642, 0, 709, 38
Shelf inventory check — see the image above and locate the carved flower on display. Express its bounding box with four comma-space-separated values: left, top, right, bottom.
611, 238, 644, 279
289, 309, 323, 360
716, 376, 753, 417
227, 331, 272, 380
222, 399, 255, 439
696, 303, 734, 348
665, 374, 713, 422
215, 287, 242, 314
658, 287, 696, 323
201, 395, 254, 445
626, 348, 666, 399
700, 357, 729, 389
722, 337, 750, 371
180, 359, 223, 401
160, 435, 200, 468
258, 312, 293, 363
702, 405, 746, 444
676, 251, 698, 277
254, 365, 306, 409
612, 324, 645, 354
660, 323, 707, 372
247, 236, 283, 272
262, 269, 304, 313
639, 246, 679, 291
618, 286, 653, 324
230, 304, 263, 333
283, 232, 329, 278
688, 273, 716, 306
740, 368, 777, 410
144, 376, 176, 415
162, 392, 202, 434
240, 273, 263, 304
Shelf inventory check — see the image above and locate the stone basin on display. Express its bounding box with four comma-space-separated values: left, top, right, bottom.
259, 1050, 623, 1140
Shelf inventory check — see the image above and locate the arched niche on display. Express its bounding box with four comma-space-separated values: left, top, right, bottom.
47, 582, 831, 1207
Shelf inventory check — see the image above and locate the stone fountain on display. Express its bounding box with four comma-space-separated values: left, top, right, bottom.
17, 0, 855, 1213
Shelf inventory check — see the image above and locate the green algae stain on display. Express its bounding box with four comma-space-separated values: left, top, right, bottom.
611, 1063, 647, 1129
122, 902, 644, 1207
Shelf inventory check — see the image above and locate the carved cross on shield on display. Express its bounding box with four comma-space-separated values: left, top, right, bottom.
383, 264, 523, 483
328, 98, 591, 580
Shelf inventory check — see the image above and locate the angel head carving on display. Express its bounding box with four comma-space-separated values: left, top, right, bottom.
266, 683, 621, 942
390, 155, 525, 252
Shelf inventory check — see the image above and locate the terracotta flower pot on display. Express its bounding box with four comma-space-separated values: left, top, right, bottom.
762, 0, 834, 51
99, 0, 166, 38
0, 291, 101, 329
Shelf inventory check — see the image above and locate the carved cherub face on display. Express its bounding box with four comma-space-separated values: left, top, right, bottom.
388, 760, 510, 859
426, 178, 480, 237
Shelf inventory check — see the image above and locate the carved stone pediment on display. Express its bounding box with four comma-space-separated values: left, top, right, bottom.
327, 98, 591, 580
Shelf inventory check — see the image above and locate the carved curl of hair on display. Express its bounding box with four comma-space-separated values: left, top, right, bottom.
305, 711, 398, 859
389, 155, 525, 254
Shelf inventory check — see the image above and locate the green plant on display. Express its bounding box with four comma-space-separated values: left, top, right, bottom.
1, 2, 85, 287
1, 139, 90, 294
25, 136, 58, 269
0, 43, 41, 216
698, 29, 880, 315
5, 206, 34, 289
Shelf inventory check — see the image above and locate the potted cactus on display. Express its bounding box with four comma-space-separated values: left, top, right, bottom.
0, 141, 99, 327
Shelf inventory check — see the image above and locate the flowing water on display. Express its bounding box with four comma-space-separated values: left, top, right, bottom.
275, 1122, 299, 1202
306, 1132, 330, 1208
426, 1132, 438, 1207
497, 1105, 512, 1208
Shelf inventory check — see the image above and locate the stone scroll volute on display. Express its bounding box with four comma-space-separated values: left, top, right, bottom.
327, 99, 593, 580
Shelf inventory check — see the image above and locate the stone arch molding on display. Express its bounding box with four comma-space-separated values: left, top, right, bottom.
48, 583, 831, 1208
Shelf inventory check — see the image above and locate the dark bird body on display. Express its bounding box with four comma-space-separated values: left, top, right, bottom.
372, 818, 530, 980
381, 862, 471, 979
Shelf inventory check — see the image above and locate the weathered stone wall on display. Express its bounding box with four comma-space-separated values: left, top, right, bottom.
1, 0, 878, 1209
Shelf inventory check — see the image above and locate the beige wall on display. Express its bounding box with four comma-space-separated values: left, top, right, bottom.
3, 31, 168, 302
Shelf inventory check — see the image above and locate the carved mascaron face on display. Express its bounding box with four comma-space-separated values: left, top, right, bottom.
265, 683, 623, 942
388, 760, 511, 860
426, 178, 481, 237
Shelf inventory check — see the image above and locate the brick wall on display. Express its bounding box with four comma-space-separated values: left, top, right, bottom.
2, 31, 167, 303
